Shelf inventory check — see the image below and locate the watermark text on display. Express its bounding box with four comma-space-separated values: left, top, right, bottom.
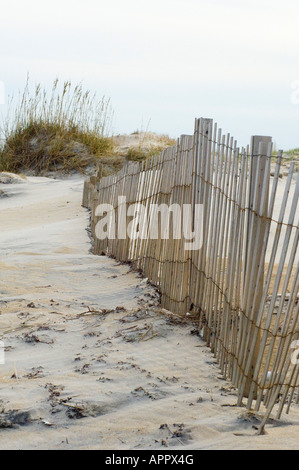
95, 198, 203, 251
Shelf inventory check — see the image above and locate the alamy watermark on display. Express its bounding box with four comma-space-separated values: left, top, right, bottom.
291, 81, 299, 105
95, 197, 203, 251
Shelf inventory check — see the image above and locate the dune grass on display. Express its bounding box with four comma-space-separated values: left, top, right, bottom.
126, 133, 176, 162
0, 78, 114, 174
285, 148, 299, 157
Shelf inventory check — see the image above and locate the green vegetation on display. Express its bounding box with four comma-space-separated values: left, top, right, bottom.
285, 148, 299, 157
0, 78, 178, 176
0, 78, 113, 174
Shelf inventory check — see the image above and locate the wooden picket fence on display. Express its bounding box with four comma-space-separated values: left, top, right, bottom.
83, 118, 299, 431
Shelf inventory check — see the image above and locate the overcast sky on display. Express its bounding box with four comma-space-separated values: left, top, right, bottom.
1, 0, 299, 149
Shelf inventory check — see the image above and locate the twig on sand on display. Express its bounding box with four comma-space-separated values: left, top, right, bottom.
138, 325, 153, 342
75, 306, 114, 318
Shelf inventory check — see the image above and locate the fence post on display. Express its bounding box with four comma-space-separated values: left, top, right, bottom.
242, 135, 272, 398
191, 118, 213, 319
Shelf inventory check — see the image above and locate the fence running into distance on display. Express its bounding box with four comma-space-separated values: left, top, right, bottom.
83, 118, 299, 431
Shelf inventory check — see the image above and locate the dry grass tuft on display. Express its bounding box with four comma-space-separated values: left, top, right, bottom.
125, 133, 176, 162
0, 77, 114, 175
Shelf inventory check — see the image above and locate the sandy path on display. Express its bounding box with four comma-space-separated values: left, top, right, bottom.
0, 175, 298, 450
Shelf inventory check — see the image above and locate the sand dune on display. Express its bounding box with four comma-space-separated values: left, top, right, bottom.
0, 174, 298, 450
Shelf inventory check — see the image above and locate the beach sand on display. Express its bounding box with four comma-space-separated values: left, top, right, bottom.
0, 174, 298, 450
